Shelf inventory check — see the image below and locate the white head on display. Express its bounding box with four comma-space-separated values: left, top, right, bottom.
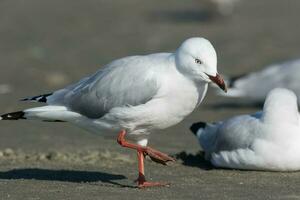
175, 37, 227, 92
262, 88, 299, 125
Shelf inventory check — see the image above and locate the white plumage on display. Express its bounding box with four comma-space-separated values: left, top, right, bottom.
191, 88, 300, 171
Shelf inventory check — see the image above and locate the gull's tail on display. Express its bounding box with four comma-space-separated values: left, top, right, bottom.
190, 122, 207, 136
0, 106, 79, 122
190, 121, 221, 157
0, 111, 26, 120
1, 92, 68, 121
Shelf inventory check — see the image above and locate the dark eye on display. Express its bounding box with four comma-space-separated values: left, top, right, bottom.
195, 59, 202, 64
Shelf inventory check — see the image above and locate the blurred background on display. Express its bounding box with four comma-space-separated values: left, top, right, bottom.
0, 0, 300, 198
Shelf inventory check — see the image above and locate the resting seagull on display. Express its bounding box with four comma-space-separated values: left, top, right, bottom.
220, 59, 300, 105
191, 88, 300, 171
1, 37, 227, 188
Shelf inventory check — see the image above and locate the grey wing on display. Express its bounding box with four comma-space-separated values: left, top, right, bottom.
196, 111, 263, 153
214, 114, 262, 152
48, 56, 159, 118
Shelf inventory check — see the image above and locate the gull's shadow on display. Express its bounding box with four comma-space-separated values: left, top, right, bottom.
0, 168, 134, 188
175, 151, 213, 170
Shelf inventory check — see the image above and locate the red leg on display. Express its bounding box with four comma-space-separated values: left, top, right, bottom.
117, 130, 145, 152
117, 130, 173, 188
135, 151, 169, 188
117, 130, 175, 164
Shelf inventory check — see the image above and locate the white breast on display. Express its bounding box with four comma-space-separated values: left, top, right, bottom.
151, 70, 207, 129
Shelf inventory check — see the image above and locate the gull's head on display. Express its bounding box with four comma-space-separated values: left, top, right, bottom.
262, 88, 299, 125
175, 37, 227, 92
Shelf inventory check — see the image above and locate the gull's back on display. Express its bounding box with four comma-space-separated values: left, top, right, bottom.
195, 112, 262, 158
214, 113, 262, 152
47, 53, 172, 118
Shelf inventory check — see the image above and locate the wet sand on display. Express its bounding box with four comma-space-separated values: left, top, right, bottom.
1, 0, 300, 199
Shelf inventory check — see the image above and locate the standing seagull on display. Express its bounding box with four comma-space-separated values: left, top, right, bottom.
191, 88, 300, 171
1, 37, 227, 188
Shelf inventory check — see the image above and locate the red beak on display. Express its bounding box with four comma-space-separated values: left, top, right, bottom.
207, 73, 227, 93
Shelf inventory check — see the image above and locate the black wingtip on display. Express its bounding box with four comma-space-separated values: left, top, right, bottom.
228, 73, 247, 87
20, 97, 29, 101
1, 111, 26, 120
190, 122, 207, 135
20, 93, 52, 103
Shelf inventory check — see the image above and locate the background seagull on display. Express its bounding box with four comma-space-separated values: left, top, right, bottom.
0, 37, 227, 188
191, 88, 300, 171
219, 59, 300, 105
